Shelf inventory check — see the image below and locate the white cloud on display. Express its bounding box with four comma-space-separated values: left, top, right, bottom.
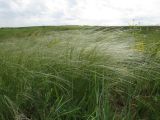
0, 0, 160, 27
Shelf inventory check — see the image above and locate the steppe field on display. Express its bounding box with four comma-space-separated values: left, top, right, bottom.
0, 26, 160, 120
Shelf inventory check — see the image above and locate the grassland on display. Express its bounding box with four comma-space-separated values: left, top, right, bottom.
0, 26, 160, 120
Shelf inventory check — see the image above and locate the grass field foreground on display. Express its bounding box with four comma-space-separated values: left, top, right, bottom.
0, 26, 160, 120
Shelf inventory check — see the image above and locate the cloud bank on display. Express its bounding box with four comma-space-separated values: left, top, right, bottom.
0, 0, 160, 27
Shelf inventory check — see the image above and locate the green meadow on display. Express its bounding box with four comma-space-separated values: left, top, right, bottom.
0, 26, 160, 120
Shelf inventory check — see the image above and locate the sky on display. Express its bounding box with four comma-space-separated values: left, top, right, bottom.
0, 0, 160, 27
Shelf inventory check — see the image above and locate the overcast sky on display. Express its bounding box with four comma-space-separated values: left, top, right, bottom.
0, 0, 160, 27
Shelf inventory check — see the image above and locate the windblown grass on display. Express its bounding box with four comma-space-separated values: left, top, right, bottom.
0, 26, 160, 120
